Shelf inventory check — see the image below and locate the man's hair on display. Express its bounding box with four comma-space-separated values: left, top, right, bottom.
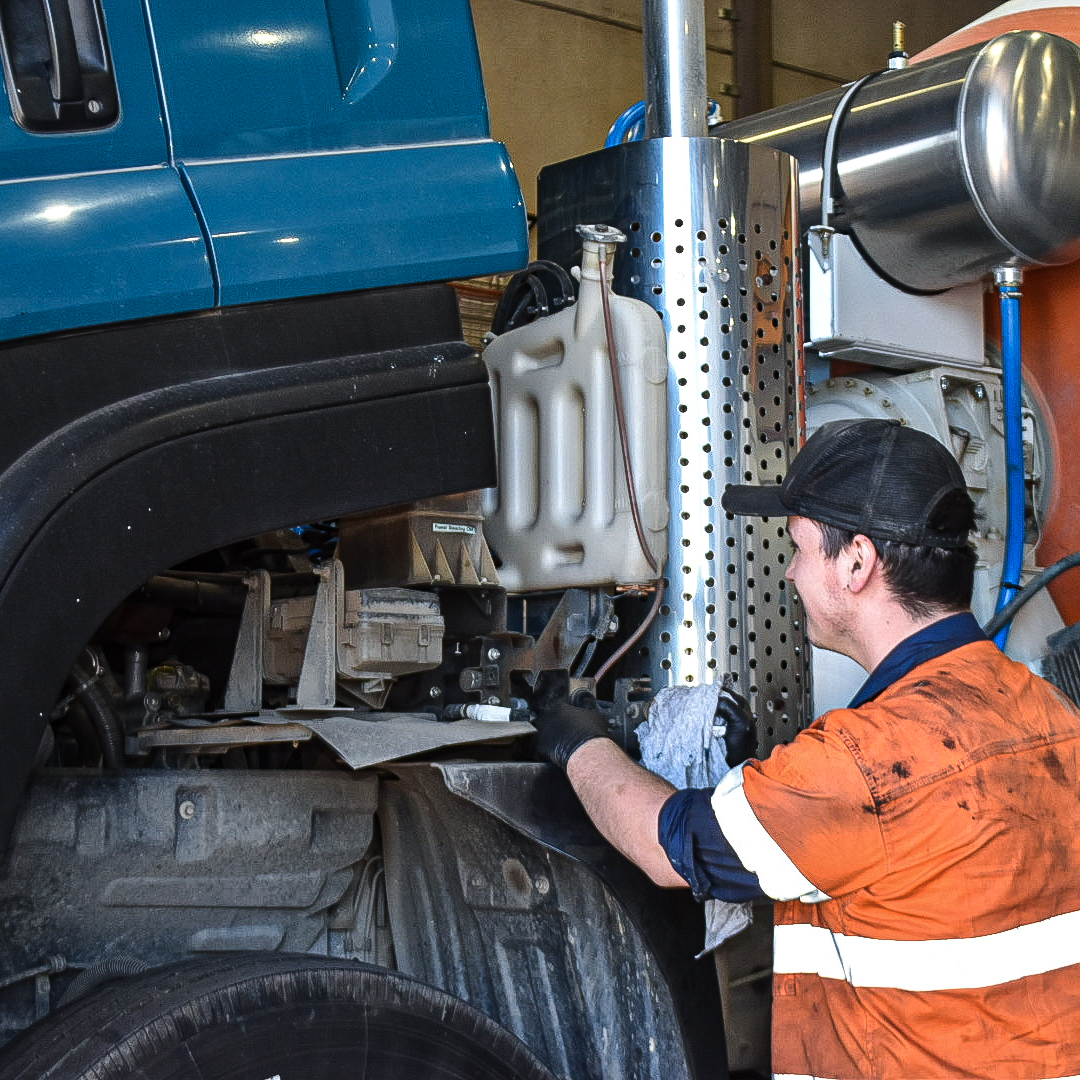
815, 489, 978, 618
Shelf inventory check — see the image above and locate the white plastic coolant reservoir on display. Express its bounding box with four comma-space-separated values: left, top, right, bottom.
484, 225, 668, 591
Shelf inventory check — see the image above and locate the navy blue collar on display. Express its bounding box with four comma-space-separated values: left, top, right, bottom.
848, 611, 988, 709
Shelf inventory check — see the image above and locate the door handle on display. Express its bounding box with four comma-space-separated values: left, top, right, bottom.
42, 0, 85, 106
0, 0, 119, 132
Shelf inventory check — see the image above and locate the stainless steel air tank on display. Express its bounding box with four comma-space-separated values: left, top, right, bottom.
718, 30, 1080, 292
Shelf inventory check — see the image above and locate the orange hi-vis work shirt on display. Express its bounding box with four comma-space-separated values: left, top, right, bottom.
712, 639, 1080, 1080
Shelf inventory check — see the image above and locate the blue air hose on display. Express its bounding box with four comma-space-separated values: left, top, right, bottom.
993, 268, 1025, 650
605, 101, 647, 146
604, 100, 722, 146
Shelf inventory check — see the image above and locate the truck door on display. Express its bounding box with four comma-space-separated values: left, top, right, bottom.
0, 0, 214, 341
142, 0, 527, 306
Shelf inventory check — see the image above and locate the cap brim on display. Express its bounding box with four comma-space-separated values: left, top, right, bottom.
720, 483, 789, 518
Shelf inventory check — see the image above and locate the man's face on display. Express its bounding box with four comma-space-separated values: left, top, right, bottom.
785, 515, 854, 657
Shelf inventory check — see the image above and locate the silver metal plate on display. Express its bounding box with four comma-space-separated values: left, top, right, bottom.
538, 136, 811, 750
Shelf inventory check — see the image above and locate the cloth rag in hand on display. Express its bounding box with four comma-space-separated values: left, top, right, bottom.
636, 679, 752, 952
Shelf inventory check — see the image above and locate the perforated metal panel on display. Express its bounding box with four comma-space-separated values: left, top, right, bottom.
538, 136, 811, 751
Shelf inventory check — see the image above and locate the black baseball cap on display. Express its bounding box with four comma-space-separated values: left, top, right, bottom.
720, 418, 972, 548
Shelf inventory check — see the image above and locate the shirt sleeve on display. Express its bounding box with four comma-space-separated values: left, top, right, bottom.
714, 720, 889, 901
657, 787, 769, 903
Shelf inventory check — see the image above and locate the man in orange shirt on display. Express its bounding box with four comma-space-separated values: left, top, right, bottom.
536, 418, 1080, 1079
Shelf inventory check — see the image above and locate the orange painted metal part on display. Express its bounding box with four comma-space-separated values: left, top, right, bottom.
916, 5, 1080, 624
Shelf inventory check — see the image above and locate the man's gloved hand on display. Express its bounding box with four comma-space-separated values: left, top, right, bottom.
716, 685, 756, 767
533, 699, 611, 769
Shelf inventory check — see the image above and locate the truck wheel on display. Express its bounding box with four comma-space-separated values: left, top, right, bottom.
0, 954, 561, 1080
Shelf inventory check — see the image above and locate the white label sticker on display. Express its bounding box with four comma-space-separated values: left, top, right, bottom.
433, 522, 475, 535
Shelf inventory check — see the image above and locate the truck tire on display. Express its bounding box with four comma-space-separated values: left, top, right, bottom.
0, 954, 561, 1080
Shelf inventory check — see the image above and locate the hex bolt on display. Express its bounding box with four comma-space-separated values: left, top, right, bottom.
534, 876, 551, 895
486, 647, 501, 662
178, 800, 196, 820
428, 686, 442, 699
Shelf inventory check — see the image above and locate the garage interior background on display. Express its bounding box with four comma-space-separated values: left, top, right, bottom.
469, 0, 1003, 234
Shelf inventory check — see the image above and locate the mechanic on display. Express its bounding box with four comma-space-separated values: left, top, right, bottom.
535, 417, 1080, 1080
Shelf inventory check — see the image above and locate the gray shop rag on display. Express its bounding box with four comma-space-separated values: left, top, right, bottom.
635, 679, 752, 953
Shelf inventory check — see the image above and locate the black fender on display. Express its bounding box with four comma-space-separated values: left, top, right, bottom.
0, 285, 496, 849
380, 763, 728, 1080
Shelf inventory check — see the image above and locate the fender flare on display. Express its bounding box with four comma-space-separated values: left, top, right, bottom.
0, 292, 496, 849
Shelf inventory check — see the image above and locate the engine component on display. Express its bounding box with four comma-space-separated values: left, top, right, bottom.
719, 31, 1080, 292
338, 493, 499, 590
458, 589, 617, 707
1040, 620, 1080, 705
264, 566, 444, 710
221, 560, 443, 713
805, 364, 1063, 707
146, 663, 210, 716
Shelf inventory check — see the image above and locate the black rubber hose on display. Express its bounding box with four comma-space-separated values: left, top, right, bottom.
58, 953, 150, 1007
982, 549, 1080, 640
68, 662, 125, 769
140, 571, 318, 612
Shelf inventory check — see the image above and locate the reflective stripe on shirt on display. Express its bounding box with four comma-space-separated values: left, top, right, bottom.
710, 764, 830, 903
773, 910, 1080, 991
774, 1075, 1080, 1080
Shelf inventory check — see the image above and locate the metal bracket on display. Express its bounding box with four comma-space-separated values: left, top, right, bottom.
222, 570, 271, 714
807, 224, 834, 272
295, 561, 342, 709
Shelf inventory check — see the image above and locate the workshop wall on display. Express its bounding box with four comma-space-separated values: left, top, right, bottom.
471, 0, 1003, 220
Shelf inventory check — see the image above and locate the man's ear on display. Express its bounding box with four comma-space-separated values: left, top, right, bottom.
847, 534, 877, 593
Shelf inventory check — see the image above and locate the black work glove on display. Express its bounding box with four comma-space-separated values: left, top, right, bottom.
716, 686, 756, 767
533, 699, 611, 769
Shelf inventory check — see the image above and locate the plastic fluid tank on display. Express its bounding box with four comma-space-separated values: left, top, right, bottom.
484, 225, 668, 591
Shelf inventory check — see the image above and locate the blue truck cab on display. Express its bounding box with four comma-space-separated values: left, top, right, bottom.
0, 4, 723, 1078
0, 0, 526, 336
